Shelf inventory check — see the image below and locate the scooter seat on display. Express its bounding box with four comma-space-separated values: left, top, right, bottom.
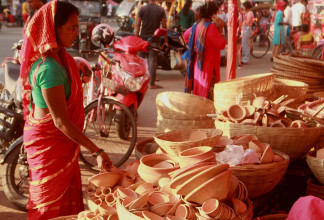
4, 61, 20, 94
113, 36, 149, 54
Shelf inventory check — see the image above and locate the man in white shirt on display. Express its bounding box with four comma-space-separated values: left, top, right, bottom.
291, 0, 305, 31
282, 0, 294, 52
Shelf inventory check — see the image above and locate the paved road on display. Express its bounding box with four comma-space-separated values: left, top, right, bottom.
0, 22, 274, 219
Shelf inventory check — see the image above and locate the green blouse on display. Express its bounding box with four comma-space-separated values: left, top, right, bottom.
29, 57, 71, 109
178, 9, 195, 30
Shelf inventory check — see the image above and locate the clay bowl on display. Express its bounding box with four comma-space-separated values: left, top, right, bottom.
227, 104, 247, 122
142, 211, 165, 220
184, 170, 232, 204
176, 164, 230, 196
252, 96, 270, 109
201, 198, 220, 217
166, 215, 185, 220
98, 203, 117, 217
215, 136, 234, 147
138, 153, 179, 186
179, 146, 216, 168
245, 105, 256, 118
150, 202, 174, 216
129, 193, 150, 210
148, 192, 171, 206
290, 120, 307, 128
231, 198, 247, 215
88, 172, 121, 188
189, 131, 208, 142
135, 183, 156, 195
260, 145, 275, 164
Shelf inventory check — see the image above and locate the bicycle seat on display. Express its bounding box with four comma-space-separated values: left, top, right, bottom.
113, 36, 149, 54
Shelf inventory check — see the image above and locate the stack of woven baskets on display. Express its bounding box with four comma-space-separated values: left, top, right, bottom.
156, 92, 215, 133
271, 54, 324, 98
306, 149, 324, 199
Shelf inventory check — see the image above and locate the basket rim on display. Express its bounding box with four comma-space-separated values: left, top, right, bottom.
274, 78, 309, 87
214, 73, 274, 87
306, 150, 324, 162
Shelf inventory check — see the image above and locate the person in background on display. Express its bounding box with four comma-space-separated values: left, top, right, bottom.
301, 0, 310, 27
241, 1, 253, 65
16, 0, 23, 27
22, 0, 29, 22
294, 23, 314, 52
272, 1, 287, 60
214, 0, 227, 66
27, 0, 46, 19
291, 0, 305, 31
20, 1, 112, 219
183, 1, 226, 99
136, 0, 168, 89
281, 0, 293, 53
177, 0, 195, 31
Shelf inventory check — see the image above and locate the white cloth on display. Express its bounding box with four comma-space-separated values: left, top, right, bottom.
284, 5, 292, 37
291, 3, 305, 27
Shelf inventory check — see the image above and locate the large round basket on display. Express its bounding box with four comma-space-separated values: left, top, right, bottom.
306, 178, 324, 199
213, 73, 274, 112
232, 199, 254, 220
156, 92, 215, 116
153, 128, 223, 156
230, 150, 289, 199
253, 214, 288, 220
306, 151, 324, 185
215, 120, 324, 162
273, 78, 308, 104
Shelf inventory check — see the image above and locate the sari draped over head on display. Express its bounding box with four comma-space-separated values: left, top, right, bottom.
272, 1, 287, 23
20, 1, 85, 219
185, 21, 211, 93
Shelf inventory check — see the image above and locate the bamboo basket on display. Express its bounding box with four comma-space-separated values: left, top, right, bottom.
306, 151, 324, 185
230, 150, 289, 199
157, 116, 215, 133
156, 92, 215, 116
153, 128, 223, 156
215, 120, 324, 162
213, 73, 274, 112
253, 214, 288, 220
306, 178, 324, 199
232, 199, 254, 220
157, 110, 209, 120
273, 78, 308, 104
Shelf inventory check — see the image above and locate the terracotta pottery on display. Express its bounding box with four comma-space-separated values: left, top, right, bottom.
169, 162, 216, 179
220, 111, 231, 121
270, 120, 286, 128
107, 213, 119, 220
316, 148, 324, 159
78, 211, 91, 219
153, 161, 175, 169
86, 212, 98, 220
87, 185, 96, 194
245, 105, 256, 118
201, 198, 220, 217
260, 145, 274, 164
262, 114, 268, 127
227, 175, 239, 199
195, 212, 213, 220
267, 108, 279, 118
138, 154, 179, 186
117, 187, 137, 200
189, 131, 208, 142
159, 178, 171, 188
122, 197, 136, 208
233, 134, 257, 149
98, 202, 117, 217
150, 202, 174, 216
280, 117, 292, 127
129, 193, 150, 210
231, 198, 247, 215
241, 119, 256, 126
273, 154, 284, 162
88, 172, 121, 188
125, 160, 140, 180
166, 199, 181, 216
166, 215, 185, 220
291, 120, 307, 128
215, 136, 234, 147
170, 165, 214, 190
95, 187, 103, 198
179, 146, 216, 168
184, 170, 232, 204
142, 211, 165, 220
102, 186, 112, 196
88, 199, 101, 212
105, 193, 116, 206
135, 183, 156, 195
248, 139, 266, 153
148, 192, 170, 206
227, 104, 247, 122
175, 204, 189, 219
253, 112, 262, 124
252, 96, 270, 109
176, 164, 230, 196
120, 175, 135, 188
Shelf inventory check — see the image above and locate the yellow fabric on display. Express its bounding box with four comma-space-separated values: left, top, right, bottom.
22, 2, 29, 14
301, 32, 313, 42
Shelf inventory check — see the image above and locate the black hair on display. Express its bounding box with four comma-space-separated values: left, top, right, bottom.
302, 23, 309, 32
183, 0, 192, 16
54, 1, 79, 29
198, 1, 219, 19
243, 1, 252, 10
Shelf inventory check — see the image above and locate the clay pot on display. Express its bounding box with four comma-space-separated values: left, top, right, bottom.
175, 204, 196, 220
166, 199, 182, 216
142, 211, 165, 220
215, 136, 234, 147
280, 117, 292, 127
227, 104, 247, 122
270, 120, 286, 128
102, 186, 111, 196
148, 192, 170, 206
262, 114, 268, 127
166, 215, 185, 220
153, 161, 175, 169
150, 202, 174, 216
233, 134, 257, 149
316, 148, 324, 159
98, 202, 117, 217
169, 162, 215, 179
138, 154, 179, 186
125, 160, 140, 180
291, 120, 307, 128
107, 214, 118, 220
252, 96, 270, 109
105, 193, 116, 206
179, 146, 216, 168
88, 172, 121, 188
201, 198, 220, 217
245, 105, 256, 118
135, 183, 156, 195
117, 187, 137, 200
184, 170, 232, 204
122, 197, 136, 208
176, 164, 230, 196
260, 145, 274, 164
87, 185, 96, 195
273, 154, 284, 162
120, 175, 135, 188
227, 175, 239, 199
231, 198, 247, 215
128, 192, 150, 210
159, 178, 171, 188
267, 108, 279, 118
248, 139, 266, 153
189, 131, 208, 141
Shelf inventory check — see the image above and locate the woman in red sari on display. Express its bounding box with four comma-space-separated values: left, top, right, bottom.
20, 1, 112, 219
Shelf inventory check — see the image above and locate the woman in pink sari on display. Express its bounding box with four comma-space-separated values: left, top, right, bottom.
183, 1, 226, 99
20, 1, 112, 219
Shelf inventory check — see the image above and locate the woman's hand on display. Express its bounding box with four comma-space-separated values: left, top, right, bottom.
97, 151, 112, 171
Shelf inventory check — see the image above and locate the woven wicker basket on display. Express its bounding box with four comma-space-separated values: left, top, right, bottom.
156, 92, 215, 116
215, 120, 324, 162
230, 150, 289, 199
273, 78, 308, 104
306, 151, 324, 185
232, 199, 254, 220
306, 178, 324, 199
253, 214, 288, 220
213, 73, 274, 112
157, 110, 209, 120
153, 128, 223, 156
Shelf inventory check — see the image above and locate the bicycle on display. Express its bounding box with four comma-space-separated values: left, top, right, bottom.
79, 49, 137, 169
250, 22, 271, 58
311, 40, 323, 59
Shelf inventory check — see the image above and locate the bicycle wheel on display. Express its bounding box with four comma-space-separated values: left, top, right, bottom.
251, 33, 270, 58
311, 44, 323, 59
80, 97, 137, 169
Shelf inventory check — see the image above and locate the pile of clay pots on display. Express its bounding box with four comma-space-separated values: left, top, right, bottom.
217, 96, 309, 128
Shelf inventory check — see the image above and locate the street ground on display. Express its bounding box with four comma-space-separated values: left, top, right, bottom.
0, 22, 274, 219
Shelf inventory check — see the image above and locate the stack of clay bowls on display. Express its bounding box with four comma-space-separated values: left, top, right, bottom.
217, 96, 310, 128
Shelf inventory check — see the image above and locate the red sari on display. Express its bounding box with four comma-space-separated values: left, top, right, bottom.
20, 1, 85, 219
